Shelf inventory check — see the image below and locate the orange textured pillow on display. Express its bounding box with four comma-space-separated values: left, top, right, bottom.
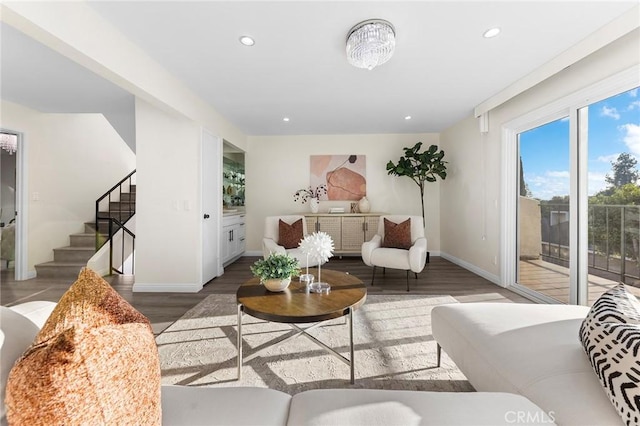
382, 218, 412, 250
36, 268, 150, 343
279, 219, 304, 249
5, 268, 161, 425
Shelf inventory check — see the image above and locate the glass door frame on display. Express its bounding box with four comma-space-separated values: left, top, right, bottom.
501, 65, 639, 305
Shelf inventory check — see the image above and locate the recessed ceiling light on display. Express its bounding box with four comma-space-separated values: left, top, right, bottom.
404, 115, 412, 120
483, 28, 501, 38
283, 117, 290, 122
239, 35, 255, 46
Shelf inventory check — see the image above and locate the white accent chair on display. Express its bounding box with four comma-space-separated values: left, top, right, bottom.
0, 224, 15, 270
361, 215, 428, 291
262, 215, 321, 268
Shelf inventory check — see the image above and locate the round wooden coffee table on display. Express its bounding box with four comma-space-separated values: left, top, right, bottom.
236, 268, 366, 384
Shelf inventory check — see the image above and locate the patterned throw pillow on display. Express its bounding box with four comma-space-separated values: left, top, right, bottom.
579, 283, 640, 426
5, 268, 161, 425
382, 218, 412, 250
279, 218, 303, 249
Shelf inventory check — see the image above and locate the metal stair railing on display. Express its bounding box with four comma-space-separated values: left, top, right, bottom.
95, 170, 136, 275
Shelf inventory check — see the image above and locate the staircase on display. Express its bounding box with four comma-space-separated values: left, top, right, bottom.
34, 183, 135, 280
97, 186, 136, 229
34, 223, 105, 279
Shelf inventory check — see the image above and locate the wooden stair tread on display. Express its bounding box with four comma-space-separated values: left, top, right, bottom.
36, 261, 88, 266
96, 212, 134, 216
55, 246, 95, 252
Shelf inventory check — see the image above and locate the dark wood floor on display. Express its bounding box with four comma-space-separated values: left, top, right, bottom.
1, 256, 530, 333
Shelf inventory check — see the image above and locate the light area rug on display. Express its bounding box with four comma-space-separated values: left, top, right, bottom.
156, 294, 473, 395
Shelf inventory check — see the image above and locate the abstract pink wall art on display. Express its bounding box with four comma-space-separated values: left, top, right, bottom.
310, 155, 366, 201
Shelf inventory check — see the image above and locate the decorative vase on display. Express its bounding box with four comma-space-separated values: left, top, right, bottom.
263, 277, 291, 292
358, 196, 370, 213
310, 197, 320, 213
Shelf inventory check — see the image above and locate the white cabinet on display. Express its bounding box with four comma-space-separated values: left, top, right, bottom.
304, 214, 382, 254
222, 214, 245, 266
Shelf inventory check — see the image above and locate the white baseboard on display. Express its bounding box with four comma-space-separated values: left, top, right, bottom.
439, 252, 502, 287
244, 250, 262, 257
26, 269, 37, 280
133, 282, 203, 293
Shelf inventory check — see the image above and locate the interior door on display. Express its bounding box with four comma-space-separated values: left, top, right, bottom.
201, 129, 222, 284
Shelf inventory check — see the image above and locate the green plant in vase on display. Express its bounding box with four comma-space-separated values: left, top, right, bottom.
251, 253, 301, 292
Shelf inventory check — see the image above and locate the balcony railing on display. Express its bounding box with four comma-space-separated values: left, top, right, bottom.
538, 203, 640, 283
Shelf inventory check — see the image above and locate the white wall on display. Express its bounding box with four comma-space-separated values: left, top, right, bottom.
1, 1, 247, 152
133, 98, 203, 291
440, 28, 640, 283
438, 115, 499, 277
3, 3, 245, 288
0, 100, 136, 275
245, 133, 441, 253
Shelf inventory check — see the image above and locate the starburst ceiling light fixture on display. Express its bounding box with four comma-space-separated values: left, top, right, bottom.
346, 19, 396, 71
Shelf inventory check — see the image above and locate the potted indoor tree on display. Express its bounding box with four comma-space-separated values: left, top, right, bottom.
250, 253, 301, 292
386, 142, 447, 227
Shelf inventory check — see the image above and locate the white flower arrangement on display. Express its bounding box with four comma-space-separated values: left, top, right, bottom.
299, 231, 334, 263
299, 231, 334, 292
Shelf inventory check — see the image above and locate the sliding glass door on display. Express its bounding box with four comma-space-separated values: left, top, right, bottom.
513, 83, 640, 304
584, 88, 640, 304
517, 118, 571, 303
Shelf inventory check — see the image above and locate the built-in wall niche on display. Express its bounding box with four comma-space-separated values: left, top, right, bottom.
223, 141, 245, 207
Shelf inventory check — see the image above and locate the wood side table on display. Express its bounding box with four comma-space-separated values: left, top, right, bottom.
236, 269, 366, 384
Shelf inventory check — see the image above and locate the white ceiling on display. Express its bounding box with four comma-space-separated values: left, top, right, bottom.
2, 1, 638, 137
0, 23, 137, 148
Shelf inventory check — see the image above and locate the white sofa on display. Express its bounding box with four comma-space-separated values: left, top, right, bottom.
1, 301, 58, 426
161, 385, 555, 426
432, 303, 622, 426
1, 301, 556, 426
